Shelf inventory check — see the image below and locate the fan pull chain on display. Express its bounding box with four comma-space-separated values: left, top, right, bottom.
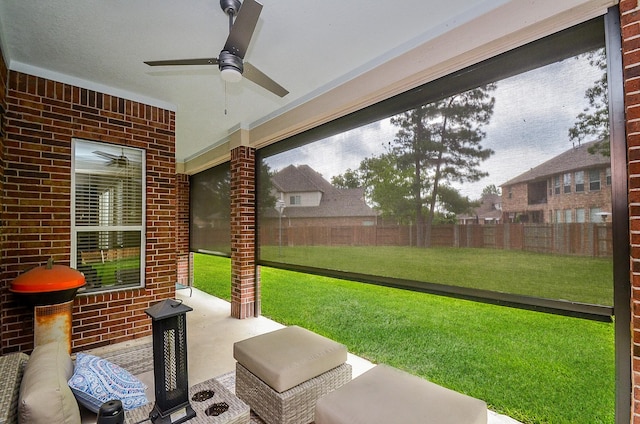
224, 82, 228, 115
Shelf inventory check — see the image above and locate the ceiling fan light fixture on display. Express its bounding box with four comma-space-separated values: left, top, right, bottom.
221, 67, 243, 83
218, 50, 244, 83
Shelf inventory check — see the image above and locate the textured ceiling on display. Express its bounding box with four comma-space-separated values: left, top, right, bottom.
0, 0, 501, 162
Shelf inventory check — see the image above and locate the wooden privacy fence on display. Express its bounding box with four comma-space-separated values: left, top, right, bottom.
80, 246, 141, 264
259, 223, 613, 258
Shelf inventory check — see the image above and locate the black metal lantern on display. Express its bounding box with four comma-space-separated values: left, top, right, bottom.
145, 299, 196, 424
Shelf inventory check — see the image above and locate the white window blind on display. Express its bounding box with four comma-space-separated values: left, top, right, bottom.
72, 139, 145, 292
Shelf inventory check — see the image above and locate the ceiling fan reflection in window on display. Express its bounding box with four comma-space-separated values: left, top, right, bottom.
144, 0, 288, 98
93, 150, 130, 167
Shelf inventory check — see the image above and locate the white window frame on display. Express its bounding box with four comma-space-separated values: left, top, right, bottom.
71, 139, 146, 293
575, 170, 585, 193
589, 169, 601, 191
563, 173, 571, 194
289, 195, 302, 205
564, 209, 573, 223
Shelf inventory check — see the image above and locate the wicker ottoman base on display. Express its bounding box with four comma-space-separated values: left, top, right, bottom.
236, 362, 351, 424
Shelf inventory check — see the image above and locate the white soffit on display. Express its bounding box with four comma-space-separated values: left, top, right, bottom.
183, 0, 617, 174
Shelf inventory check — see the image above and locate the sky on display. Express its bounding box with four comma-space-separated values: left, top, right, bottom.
264, 51, 605, 201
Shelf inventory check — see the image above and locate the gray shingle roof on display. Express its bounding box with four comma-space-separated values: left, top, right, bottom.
501, 140, 609, 186
271, 164, 336, 194
271, 165, 377, 219
458, 193, 502, 221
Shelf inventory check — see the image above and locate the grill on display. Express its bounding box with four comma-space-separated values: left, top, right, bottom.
10, 258, 85, 353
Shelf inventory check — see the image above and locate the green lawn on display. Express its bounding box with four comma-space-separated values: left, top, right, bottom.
260, 246, 613, 306
194, 252, 615, 424
90, 257, 140, 286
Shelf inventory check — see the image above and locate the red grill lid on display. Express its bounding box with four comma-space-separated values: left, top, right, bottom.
11, 259, 86, 294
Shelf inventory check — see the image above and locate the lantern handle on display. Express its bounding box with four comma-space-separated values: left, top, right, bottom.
46, 258, 54, 269
171, 298, 184, 308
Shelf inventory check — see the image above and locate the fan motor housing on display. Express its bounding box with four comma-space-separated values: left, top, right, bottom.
218, 51, 243, 73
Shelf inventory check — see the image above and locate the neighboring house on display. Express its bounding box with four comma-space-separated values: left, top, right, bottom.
458, 193, 502, 225
268, 165, 378, 227
501, 140, 611, 224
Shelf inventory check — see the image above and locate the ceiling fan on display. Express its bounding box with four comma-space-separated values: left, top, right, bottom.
93, 150, 130, 167
144, 0, 288, 98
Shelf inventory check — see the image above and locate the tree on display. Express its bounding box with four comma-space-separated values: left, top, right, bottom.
257, 162, 278, 217
358, 153, 416, 224
569, 48, 609, 156
482, 184, 501, 196
438, 185, 478, 216
331, 169, 361, 189
384, 84, 496, 247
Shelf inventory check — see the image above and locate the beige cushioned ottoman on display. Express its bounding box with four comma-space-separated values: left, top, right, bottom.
314, 364, 487, 424
233, 326, 351, 424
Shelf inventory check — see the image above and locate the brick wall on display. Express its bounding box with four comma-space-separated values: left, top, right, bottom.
622, 0, 640, 422
230, 145, 257, 319
0, 47, 7, 352
0, 69, 177, 353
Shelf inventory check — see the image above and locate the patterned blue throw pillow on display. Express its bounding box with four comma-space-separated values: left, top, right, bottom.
68, 353, 148, 413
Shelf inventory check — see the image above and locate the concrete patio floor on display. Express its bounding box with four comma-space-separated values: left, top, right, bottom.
83, 287, 521, 423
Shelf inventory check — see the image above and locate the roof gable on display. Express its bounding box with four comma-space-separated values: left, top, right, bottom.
271, 164, 337, 194
270, 165, 376, 218
502, 140, 609, 186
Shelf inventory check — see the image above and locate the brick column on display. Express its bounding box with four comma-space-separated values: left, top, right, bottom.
176, 173, 191, 288
230, 145, 257, 318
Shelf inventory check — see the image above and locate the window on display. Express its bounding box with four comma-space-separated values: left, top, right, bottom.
290, 195, 302, 205
72, 140, 145, 292
555, 210, 562, 223
575, 170, 585, 192
564, 209, 572, 223
563, 173, 571, 194
589, 169, 601, 191
606, 167, 611, 185
590, 207, 602, 222
554, 175, 561, 195
576, 208, 586, 223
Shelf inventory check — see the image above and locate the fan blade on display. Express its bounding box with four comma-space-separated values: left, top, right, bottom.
93, 151, 119, 160
144, 58, 220, 66
244, 63, 288, 97
223, 0, 262, 59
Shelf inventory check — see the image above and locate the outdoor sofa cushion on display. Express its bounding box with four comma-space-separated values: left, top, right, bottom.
18, 341, 80, 424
